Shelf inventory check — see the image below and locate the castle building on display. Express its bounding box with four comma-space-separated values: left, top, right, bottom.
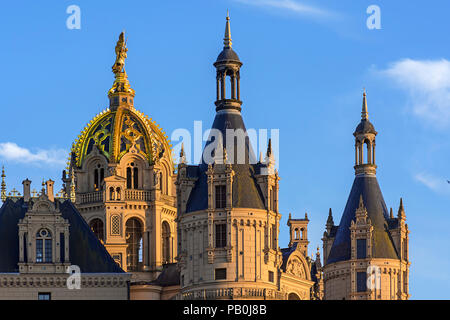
0, 179, 130, 300
175, 15, 317, 300
64, 32, 179, 299
321, 91, 410, 300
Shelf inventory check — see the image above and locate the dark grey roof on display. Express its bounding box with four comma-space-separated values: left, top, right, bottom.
354, 119, 376, 134
185, 110, 265, 213
326, 175, 398, 264
216, 48, 241, 63
0, 198, 124, 273
151, 263, 180, 287
280, 243, 298, 272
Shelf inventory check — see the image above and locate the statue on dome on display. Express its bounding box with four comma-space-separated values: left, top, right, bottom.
112, 32, 127, 74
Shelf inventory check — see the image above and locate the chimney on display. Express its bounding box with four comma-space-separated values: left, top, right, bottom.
46, 179, 54, 202
22, 179, 31, 202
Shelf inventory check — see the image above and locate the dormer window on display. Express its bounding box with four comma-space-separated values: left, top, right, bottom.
36, 229, 52, 263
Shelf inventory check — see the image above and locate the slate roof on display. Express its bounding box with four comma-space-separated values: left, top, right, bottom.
0, 197, 124, 273
326, 174, 399, 264
185, 110, 266, 213
354, 119, 376, 134
280, 243, 298, 272
216, 48, 241, 63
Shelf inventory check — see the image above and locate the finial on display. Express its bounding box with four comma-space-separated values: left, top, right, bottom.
289, 212, 292, 220
358, 194, 364, 208
41, 179, 46, 195
1, 166, 6, 202
70, 167, 76, 203
390, 207, 394, 219
259, 151, 263, 163
223, 147, 228, 163
361, 88, 369, 120
398, 197, 406, 220
108, 32, 135, 100
326, 208, 334, 225
266, 139, 272, 157
179, 143, 187, 165
305, 212, 308, 220
224, 12, 232, 49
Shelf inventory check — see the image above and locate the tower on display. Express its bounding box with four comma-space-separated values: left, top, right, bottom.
321, 91, 410, 300
66, 32, 177, 288
175, 14, 314, 300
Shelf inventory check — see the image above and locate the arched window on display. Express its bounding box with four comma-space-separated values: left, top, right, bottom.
116, 187, 121, 200
125, 218, 143, 272
159, 172, 163, 192
109, 187, 115, 200
89, 218, 104, 242
162, 222, 171, 264
93, 164, 105, 190
126, 167, 132, 189
133, 167, 139, 189
294, 228, 299, 240
36, 229, 52, 263
288, 293, 300, 300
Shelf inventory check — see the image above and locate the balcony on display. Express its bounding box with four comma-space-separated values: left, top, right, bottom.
78, 191, 103, 204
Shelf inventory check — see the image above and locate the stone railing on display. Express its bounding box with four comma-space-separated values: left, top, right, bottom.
78, 191, 103, 204
125, 189, 151, 201
178, 287, 284, 300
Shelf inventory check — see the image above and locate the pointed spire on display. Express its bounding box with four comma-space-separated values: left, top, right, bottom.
70, 167, 76, 203
361, 88, 369, 120
398, 197, 406, 220
326, 208, 334, 225
1, 166, 6, 202
266, 138, 272, 157
358, 194, 365, 208
179, 143, 186, 164
224, 11, 232, 49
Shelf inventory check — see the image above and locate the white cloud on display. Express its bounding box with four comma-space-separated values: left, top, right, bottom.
380, 58, 450, 127
0, 142, 67, 166
233, 0, 333, 17
414, 172, 450, 195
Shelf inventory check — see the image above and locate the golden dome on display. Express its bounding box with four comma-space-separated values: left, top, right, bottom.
70, 106, 173, 169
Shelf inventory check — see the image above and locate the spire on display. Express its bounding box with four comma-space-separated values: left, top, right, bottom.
179, 143, 187, 164
1, 166, 6, 202
326, 208, 334, 225
398, 198, 406, 220
70, 168, 76, 203
390, 207, 394, 219
266, 139, 272, 157
305, 212, 309, 220
224, 11, 232, 49
361, 88, 369, 120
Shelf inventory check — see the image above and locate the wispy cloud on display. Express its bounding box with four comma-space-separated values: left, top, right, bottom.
414, 172, 450, 195
0, 142, 67, 166
379, 58, 450, 127
233, 0, 334, 18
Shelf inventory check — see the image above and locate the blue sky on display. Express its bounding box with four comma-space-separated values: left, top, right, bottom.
1, 1, 449, 299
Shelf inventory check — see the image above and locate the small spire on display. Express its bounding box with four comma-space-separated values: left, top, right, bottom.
358, 194, 365, 208
305, 212, 308, 220
390, 207, 394, 219
41, 179, 46, 195
288, 212, 292, 220
223, 12, 232, 49
361, 88, 369, 120
259, 151, 263, 163
326, 208, 334, 225
179, 143, 186, 164
398, 197, 406, 220
266, 139, 272, 157
70, 167, 76, 203
1, 166, 6, 202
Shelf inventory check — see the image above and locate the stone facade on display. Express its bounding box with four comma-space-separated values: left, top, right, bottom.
321, 92, 410, 300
